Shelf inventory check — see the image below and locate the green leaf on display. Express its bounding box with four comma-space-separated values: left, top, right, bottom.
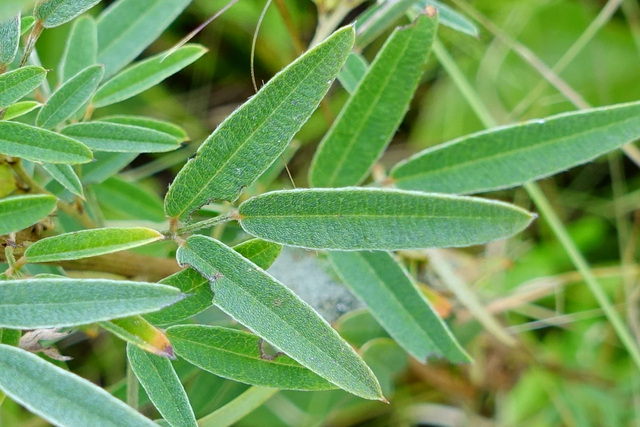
59, 15, 97, 83
0, 329, 20, 346
390, 101, 640, 194
93, 176, 165, 222
337, 53, 368, 94
24, 227, 164, 263
81, 151, 137, 184
168, 325, 337, 391
41, 163, 84, 198
100, 115, 188, 142
309, 14, 437, 188
61, 121, 181, 153
97, 0, 192, 78
0, 194, 56, 235
196, 387, 277, 427
103, 316, 174, 358
0, 122, 93, 163
3, 100, 41, 120
360, 338, 408, 396
33, 0, 101, 28
127, 344, 197, 427
176, 235, 384, 401
145, 239, 282, 325
0, 278, 183, 328
238, 188, 535, 250
0, 344, 158, 427
164, 26, 356, 221
413, 1, 478, 37
335, 309, 390, 348
0, 66, 47, 109
36, 64, 104, 129
329, 251, 469, 362
20, 15, 35, 35
355, 0, 421, 48
93, 44, 207, 108
0, 1, 35, 22
0, 15, 20, 66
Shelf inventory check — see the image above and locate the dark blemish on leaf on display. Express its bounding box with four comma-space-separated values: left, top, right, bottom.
258, 338, 285, 361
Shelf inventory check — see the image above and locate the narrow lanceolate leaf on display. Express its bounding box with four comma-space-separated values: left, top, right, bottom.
20, 15, 34, 35
100, 115, 188, 142
24, 227, 164, 263
36, 64, 104, 129
41, 163, 84, 198
103, 316, 174, 358
310, 14, 437, 188
238, 188, 535, 251
337, 53, 368, 94
97, 0, 192, 78
164, 26, 356, 221
61, 122, 181, 153
0, 194, 56, 236
0, 344, 158, 427
3, 101, 41, 120
33, 0, 101, 28
176, 235, 383, 401
0, 66, 47, 108
0, 278, 183, 328
127, 344, 197, 427
168, 325, 336, 391
93, 176, 165, 222
391, 101, 640, 194
356, 0, 422, 47
59, 15, 97, 83
0, 15, 20, 66
0, 122, 93, 163
93, 45, 207, 108
329, 251, 469, 363
145, 240, 282, 325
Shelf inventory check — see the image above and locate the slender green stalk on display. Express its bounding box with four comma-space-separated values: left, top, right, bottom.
169, 212, 233, 236
197, 387, 278, 427
434, 39, 640, 371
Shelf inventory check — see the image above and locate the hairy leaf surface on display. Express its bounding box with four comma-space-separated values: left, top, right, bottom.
391, 101, 640, 194
100, 115, 188, 142
164, 26, 355, 221
41, 163, 84, 198
61, 121, 181, 152
34, 0, 101, 28
0, 278, 183, 328
176, 235, 383, 400
93, 176, 165, 222
0, 66, 47, 108
310, 14, 437, 187
238, 188, 535, 250
59, 16, 97, 83
104, 316, 175, 358
329, 251, 469, 362
168, 325, 336, 391
4, 101, 41, 120
0, 15, 20, 65
0, 194, 56, 236
0, 344, 158, 427
24, 227, 164, 262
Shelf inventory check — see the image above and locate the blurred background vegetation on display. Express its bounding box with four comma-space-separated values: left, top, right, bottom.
3, 0, 640, 425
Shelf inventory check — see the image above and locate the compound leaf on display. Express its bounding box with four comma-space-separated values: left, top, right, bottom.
164, 26, 355, 221
93, 44, 206, 108
391, 101, 640, 194
0, 344, 158, 427
0, 194, 56, 236
0, 278, 184, 328
176, 235, 384, 401
168, 325, 336, 391
310, 13, 437, 187
24, 227, 164, 263
329, 251, 469, 363
238, 188, 535, 250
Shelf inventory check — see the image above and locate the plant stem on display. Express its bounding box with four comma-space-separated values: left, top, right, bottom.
197, 387, 278, 427
20, 20, 44, 67
434, 39, 640, 370
168, 213, 234, 237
